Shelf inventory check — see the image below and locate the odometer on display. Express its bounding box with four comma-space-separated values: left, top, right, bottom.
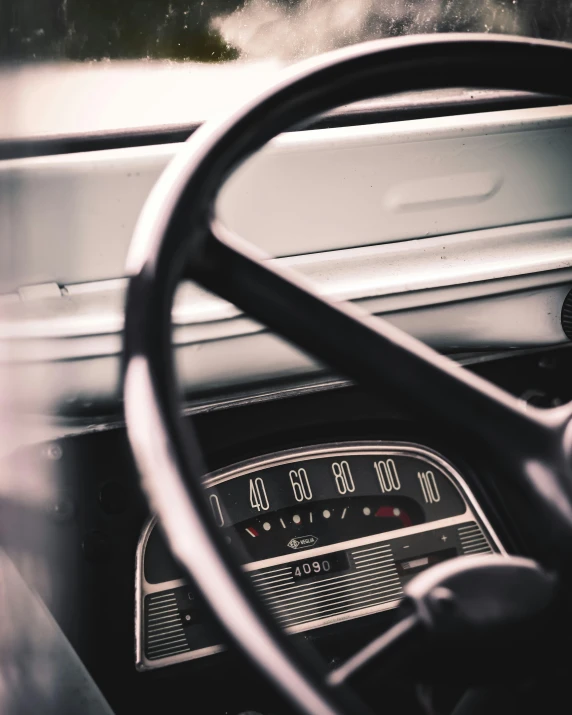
292, 552, 350, 582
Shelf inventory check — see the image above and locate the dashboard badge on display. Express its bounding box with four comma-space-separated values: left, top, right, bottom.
288, 535, 318, 550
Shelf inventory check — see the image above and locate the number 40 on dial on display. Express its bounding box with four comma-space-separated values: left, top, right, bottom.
249, 477, 270, 511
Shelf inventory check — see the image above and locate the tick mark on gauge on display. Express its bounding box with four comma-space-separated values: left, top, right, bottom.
293, 514, 301, 524
309, 512, 313, 523
245, 527, 258, 538
323, 509, 331, 519
341, 508, 347, 519
280, 518, 287, 529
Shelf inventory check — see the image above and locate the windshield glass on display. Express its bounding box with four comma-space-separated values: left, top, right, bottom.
4, 0, 572, 63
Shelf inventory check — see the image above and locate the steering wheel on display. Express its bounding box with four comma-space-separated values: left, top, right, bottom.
123, 34, 572, 715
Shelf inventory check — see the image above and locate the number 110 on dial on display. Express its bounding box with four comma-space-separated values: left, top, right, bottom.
417, 470, 440, 503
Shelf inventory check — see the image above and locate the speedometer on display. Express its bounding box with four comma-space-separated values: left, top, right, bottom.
205, 448, 465, 563
136, 442, 504, 670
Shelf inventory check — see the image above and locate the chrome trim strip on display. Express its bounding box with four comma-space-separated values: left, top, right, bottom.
2, 343, 565, 461
135, 441, 505, 670
2, 281, 569, 416
242, 513, 472, 572
143, 577, 187, 595
134, 516, 155, 671
4, 217, 572, 344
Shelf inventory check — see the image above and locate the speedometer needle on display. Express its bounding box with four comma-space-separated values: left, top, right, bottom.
375, 506, 412, 528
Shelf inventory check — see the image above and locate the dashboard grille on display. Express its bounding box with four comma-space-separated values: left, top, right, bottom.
139, 520, 499, 667
457, 522, 492, 555
145, 591, 190, 660
252, 543, 403, 629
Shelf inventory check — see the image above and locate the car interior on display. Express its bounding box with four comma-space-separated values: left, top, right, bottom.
3, 5, 572, 715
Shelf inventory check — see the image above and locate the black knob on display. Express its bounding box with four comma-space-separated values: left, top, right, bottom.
562, 287, 572, 340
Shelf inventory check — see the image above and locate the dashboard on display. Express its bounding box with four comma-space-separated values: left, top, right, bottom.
136, 441, 503, 670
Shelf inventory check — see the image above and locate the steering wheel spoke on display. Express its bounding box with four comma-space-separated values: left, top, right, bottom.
200, 219, 558, 461
327, 614, 422, 688
326, 555, 556, 688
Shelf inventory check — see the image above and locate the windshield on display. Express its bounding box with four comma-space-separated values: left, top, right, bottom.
4, 0, 572, 63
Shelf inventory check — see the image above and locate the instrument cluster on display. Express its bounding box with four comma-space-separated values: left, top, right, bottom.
135, 442, 503, 670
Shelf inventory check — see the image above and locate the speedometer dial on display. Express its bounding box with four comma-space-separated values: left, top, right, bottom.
205, 450, 465, 562
136, 442, 504, 671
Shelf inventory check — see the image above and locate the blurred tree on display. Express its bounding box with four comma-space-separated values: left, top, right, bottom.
1, 0, 241, 60
1, 0, 572, 63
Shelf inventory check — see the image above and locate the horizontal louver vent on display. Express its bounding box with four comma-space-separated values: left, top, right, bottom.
458, 522, 492, 555
252, 543, 402, 629
145, 592, 190, 660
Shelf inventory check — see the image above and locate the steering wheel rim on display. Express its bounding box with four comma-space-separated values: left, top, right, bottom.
124, 34, 572, 715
